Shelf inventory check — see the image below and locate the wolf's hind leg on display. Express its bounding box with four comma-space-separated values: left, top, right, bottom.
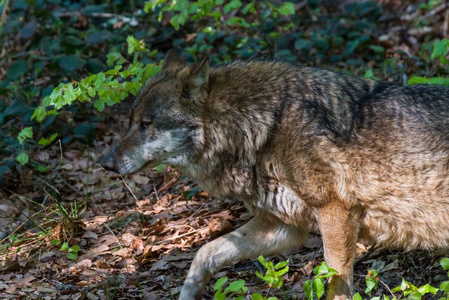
178, 217, 308, 300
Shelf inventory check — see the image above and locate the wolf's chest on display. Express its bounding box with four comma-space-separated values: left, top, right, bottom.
243, 183, 315, 227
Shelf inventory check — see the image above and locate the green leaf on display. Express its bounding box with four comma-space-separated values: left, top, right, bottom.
441, 258, 449, 270
224, 0, 242, 13
94, 73, 106, 88
127, 35, 147, 54
251, 294, 264, 300
365, 277, 379, 295
343, 40, 360, 57
87, 87, 96, 98
51, 239, 61, 245
31, 105, 47, 123
295, 39, 312, 51
369, 45, 385, 54
16, 152, 29, 165
38, 133, 58, 146
59, 54, 86, 72
431, 38, 449, 64
156, 164, 166, 173
313, 277, 325, 299
275, 261, 288, 269
303, 279, 313, 300
408, 76, 449, 86
94, 99, 105, 111
224, 280, 245, 293
60, 242, 69, 251
439, 281, 449, 292
242, 2, 255, 14
406, 291, 422, 300
64, 35, 84, 46
353, 293, 363, 300
18, 127, 33, 144
64, 83, 76, 104
183, 187, 201, 200
364, 69, 374, 79
7, 60, 28, 80
66, 252, 78, 261
313, 262, 330, 275
68, 245, 80, 253
417, 284, 438, 295
214, 277, 228, 291
258, 255, 269, 268
278, 2, 295, 15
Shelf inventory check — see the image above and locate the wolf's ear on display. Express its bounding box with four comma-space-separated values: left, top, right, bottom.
190, 57, 209, 89
185, 57, 210, 107
163, 49, 186, 69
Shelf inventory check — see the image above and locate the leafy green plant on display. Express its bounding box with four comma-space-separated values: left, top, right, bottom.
214, 277, 247, 300
353, 258, 449, 300
303, 262, 338, 300
409, 38, 449, 86
59, 241, 80, 262
213, 255, 289, 300
32, 37, 160, 123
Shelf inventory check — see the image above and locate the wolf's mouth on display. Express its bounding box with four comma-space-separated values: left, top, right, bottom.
132, 159, 159, 175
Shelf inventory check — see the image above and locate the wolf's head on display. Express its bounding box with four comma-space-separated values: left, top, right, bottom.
101, 51, 208, 175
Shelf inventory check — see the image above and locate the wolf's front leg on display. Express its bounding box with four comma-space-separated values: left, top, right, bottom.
178, 217, 308, 300
317, 203, 360, 300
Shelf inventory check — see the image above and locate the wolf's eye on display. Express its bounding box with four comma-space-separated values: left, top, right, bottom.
140, 121, 152, 129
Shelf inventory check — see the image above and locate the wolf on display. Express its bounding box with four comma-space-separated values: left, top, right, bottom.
101, 50, 449, 299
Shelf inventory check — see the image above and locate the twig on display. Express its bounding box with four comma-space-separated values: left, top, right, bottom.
0, 0, 9, 27
418, 3, 447, 22
120, 175, 139, 204
153, 228, 202, 245
55, 11, 138, 26
103, 223, 123, 249
156, 177, 178, 194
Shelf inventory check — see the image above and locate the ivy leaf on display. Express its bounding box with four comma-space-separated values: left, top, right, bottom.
224, 0, 242, 13
17, 127, 33, 144
224, 280, 246, 293
214, 277, 228, 291
94, 73, 106, 88
278, 2, 295, 15
313, 277, 325, 299
59, 54, 86, 72
303, 279, 313, 300
353, 293, 363, 300
431, 38, 449, 65
183, 187, 201, 200
60, 242, 69, 251
365, 277, 379, 295
7, 60, 28, 80
38, 133, 58, 146
440, 281, 449, 292
16, 152, 29, 165
440, 258, 449, 270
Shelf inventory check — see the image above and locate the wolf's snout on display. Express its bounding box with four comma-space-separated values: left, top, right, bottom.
101, 151, 118, 173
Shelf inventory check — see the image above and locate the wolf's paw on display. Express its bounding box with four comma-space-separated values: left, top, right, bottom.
178, 283, 204, 300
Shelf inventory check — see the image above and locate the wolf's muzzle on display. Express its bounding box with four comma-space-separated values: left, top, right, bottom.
101, 150, 118, 173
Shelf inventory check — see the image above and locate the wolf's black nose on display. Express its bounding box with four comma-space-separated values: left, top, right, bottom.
101, 153, 117, 172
